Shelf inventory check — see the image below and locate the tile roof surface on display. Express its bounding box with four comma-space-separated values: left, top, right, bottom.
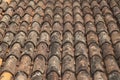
0, 0, 120, 80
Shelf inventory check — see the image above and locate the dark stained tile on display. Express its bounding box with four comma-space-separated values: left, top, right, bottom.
107, 21, 119, 34
23, 42, 35, 59
90, 56, 105, 75
63, 31, 73, 45
109, 71, 120, 80
109, 0, 118, 8
50, 42, 61, 59
0, 42, 9, 59
93, 71, 107, 80
74, 31, 86, 45
76, 55, 90, 74
98, 31, 111, 46
62, 55, 75, 74
75, 42, 88, 58
51, 31, 62, 44
100, 0, 109, 9
114, 42, 120, 59
40, 31, 49, 45
47, 72, 59, 80
91, 0, 100, 9
105, 55, 120, 74
102, 42, 115, 58
96, 22, 107, 34
62, 42, 74, 58
83, 6, 93, 15
93, 6, 102, 16
46, 1, 54, 10
47, 56, 61, 77
94, 14, 104, 25
54, 7, 62, 16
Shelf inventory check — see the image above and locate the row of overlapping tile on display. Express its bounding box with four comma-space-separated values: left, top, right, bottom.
0, 0, 120, 80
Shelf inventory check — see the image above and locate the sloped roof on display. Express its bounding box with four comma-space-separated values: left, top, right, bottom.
0, 0, 120, 80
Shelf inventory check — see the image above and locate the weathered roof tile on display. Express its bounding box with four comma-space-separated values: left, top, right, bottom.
0, 0, 120, 80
